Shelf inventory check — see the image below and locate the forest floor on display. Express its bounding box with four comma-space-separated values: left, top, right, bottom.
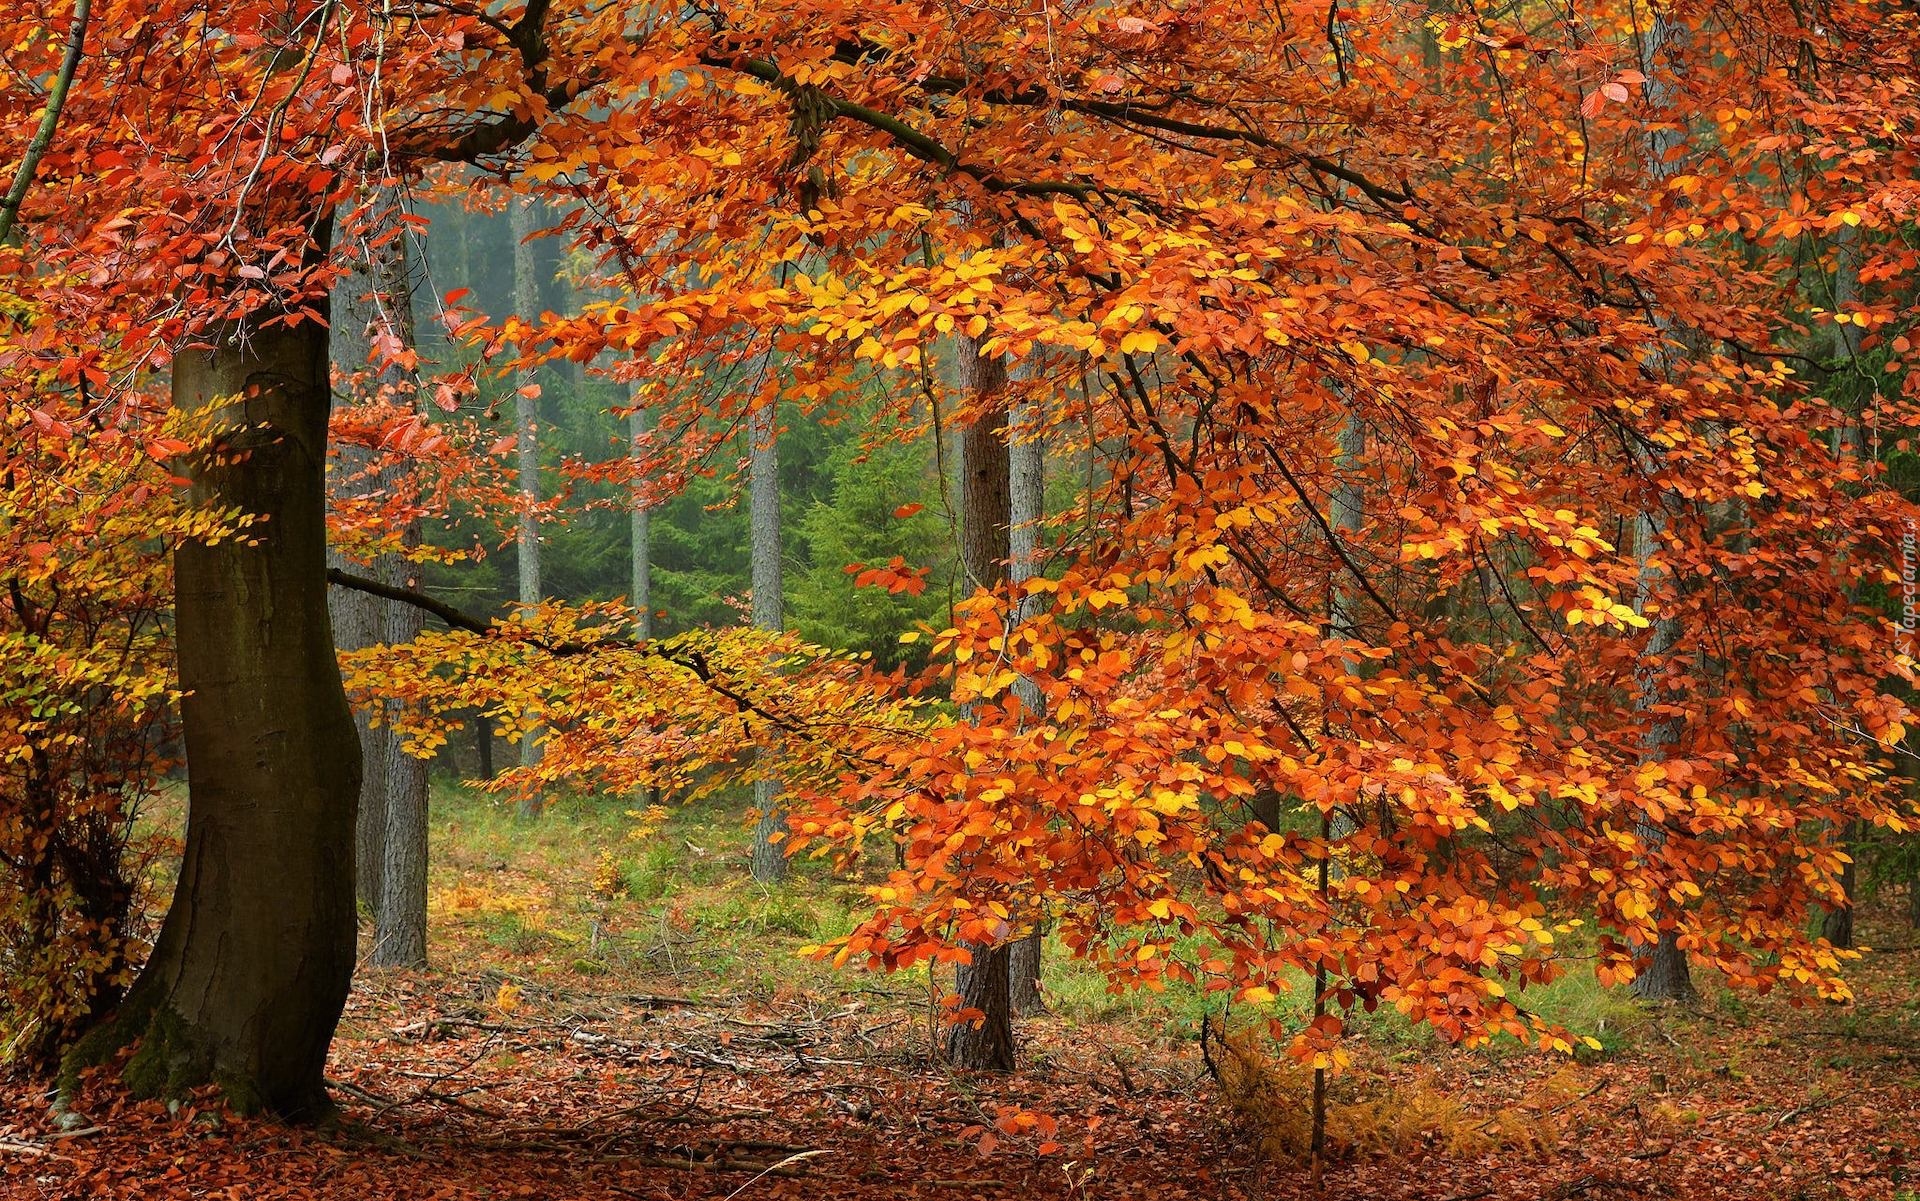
3, 784, 1917, 1200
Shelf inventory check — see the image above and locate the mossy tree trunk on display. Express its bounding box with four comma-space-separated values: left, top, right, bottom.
73, 231, 361, 1119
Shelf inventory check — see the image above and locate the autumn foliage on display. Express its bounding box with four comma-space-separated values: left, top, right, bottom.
2, 0, 1918, 1098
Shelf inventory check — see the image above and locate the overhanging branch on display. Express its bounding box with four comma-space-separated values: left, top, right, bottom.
324, 567, 807, 734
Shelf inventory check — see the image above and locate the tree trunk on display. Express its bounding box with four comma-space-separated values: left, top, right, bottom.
1821, 821, 1862, 950
511, 194, 545, 817
748, 394, 788, 883
475, 712, 496, 780
1817, 232, 1863, 953
1627, 9, 1696, 1005
630, 396, 654, 642
1909, 852, 1920, 929
373, 562, 430, 968
949, 333, 1017, 1069
630, 392, 662, 807
72, 240, 361, 1119
332, 194, 430, 968
328, 221, 389, 911
947, 941, 1016, 1072
330, 535, 388, 914
1007, 378, 1045, 1016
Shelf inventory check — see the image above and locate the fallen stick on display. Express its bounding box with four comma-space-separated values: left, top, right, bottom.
0, 1139, 77, 1162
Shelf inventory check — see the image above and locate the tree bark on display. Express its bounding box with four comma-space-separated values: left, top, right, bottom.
630, 396, 654, 642
748, 393, 788, 883
948, 941, 1016, 1072
630, 392, 662, 807
1006, 378, 1045, 1017
475, 712, 496, 780
948, 333, 1017, 1069
328, 197, 397, 916
510, 194, 545, 817
330, 530, 389, 914
331, 195, 430, 968
1627, 9, 1696, 1005
375, 575, 430, 968
73, 236, 361, 1119
1821, 821, 1862, 950
1817, 230, 1863, 953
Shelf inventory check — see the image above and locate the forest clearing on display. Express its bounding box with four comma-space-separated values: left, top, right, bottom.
4, 0, 1920, 1197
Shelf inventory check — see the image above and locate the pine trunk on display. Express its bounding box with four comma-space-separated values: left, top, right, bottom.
77, 258, 360, 1119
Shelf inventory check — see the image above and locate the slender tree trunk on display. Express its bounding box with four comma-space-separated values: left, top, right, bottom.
331, 195, 430, 968
1821, 822, 1861, 949
475, 713, 496, 780
1311, 414, 1365, 1177
1628, 499, 1695, 1002
630, 394, 662, 807
511, 195, 545, 817
948, 334, 1017, 1071
1820, 228, 1863, 951
70, 220, 361, 1118
748, 394, 788, 883
330, 521, 388, 914
1007, 378, 1045, 1016
328, 210, 388, 913
1627, 8, 1696, 1005
630, 397, 654, 642
375, 571, 430, 968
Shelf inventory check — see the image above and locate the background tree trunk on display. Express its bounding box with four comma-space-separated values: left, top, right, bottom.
78, 239, 361, 1118
948, 333, 1016, 1071
1007, 377, 1045, 1017
329, 526, 388, 915
630, 395, 653, 642
748, 393, 788, 883
331, 194, 430, 969
375, 573, 430, 969
511, 195, 545, 817
1627, 8, 1696, 1005
630, 390, 662, 808
328, 214, 391, 912
1819, 227, 1863, 952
